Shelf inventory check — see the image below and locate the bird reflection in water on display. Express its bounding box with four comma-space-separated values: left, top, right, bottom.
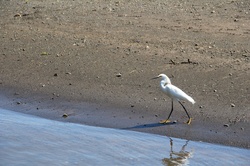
162, 138, 193, 166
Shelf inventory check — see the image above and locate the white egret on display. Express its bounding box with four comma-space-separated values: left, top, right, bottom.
153, 74, 195, 125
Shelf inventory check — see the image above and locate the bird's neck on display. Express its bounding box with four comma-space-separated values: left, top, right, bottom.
162, 76, 171, 84
160, 79, 171, 88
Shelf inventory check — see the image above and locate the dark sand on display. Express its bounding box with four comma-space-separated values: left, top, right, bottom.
0, 0, 249, 148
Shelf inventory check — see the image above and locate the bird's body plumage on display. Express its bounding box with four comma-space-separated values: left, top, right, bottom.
160, 82, 195, 104
153, 73, 195, 124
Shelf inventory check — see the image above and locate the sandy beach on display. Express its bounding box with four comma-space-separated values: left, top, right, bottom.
0, 0, 249, 148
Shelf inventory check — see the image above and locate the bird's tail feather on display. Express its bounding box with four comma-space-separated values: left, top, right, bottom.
187, 96, 195, 104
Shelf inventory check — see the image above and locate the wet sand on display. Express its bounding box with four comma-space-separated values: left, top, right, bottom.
0, 0, 250, 148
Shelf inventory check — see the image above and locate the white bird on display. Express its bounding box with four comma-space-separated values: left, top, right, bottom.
153, 74, 195, 125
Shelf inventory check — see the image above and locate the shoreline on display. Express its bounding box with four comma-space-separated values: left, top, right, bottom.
2, 108, 250, 166
1, 86, 249, 149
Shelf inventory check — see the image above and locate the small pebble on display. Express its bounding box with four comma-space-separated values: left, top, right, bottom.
14, 13, 22, 17
224, 124, 229, 127
116, 73, 122, 77
62, 113, 68, 118
16, 101, 21, 105
231, 103, 235, 107
234, 19, 239, 22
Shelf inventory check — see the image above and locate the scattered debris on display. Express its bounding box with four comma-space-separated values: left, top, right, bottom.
14, 13, 30, 18
52, 93, 60, 97
22, 13, 29, 17
229, 116, 241, 124
169, 59, 176, 65
41, 52, 48, 56
169, 59, 198, 65
180, 59, 198, 64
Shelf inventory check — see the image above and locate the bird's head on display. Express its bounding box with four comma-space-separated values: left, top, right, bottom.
152, 74, 171, 84
152, 74, 167, 79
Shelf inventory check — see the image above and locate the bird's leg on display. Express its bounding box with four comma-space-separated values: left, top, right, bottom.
178, 101, 192, 125
159, 99, 173, 124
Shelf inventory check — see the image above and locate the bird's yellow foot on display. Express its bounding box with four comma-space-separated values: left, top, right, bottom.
159, 119, 171, 124
186, 118, 192, 125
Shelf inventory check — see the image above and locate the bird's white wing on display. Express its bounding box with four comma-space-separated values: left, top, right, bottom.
165, 84, 195, 104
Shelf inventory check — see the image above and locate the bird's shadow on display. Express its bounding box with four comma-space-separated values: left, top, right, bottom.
121, 121, 176, 130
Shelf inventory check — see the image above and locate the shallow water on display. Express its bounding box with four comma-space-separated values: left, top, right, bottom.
0, 109, 249, 166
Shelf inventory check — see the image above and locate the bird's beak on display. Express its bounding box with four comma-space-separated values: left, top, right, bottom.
151, 76, 159, 80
